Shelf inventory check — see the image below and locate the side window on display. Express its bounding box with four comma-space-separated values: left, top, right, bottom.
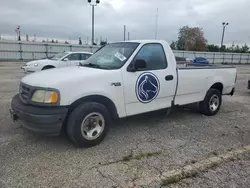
132, 44, 167, 70
80, 53, 91, 60
86, 54, 92, 59
68, 53, 80, 61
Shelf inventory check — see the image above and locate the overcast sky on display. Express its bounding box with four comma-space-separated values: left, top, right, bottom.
0, 0, 249, 45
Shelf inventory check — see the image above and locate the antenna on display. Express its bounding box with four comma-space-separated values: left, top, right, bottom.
155, 8, 158, 39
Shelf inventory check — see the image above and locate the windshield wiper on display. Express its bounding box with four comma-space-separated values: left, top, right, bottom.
82, 63, 101, 68
82, 63, 110, 69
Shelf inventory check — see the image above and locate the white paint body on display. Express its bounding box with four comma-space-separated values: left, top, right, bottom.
21, 40, 237, 118
21, 51, 92, 73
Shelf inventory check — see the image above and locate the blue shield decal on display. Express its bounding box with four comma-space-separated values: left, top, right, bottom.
136, 72, 160, 103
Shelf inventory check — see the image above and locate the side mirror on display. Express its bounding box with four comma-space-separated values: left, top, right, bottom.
63, 58, 69, 61
128, 59, 146, 72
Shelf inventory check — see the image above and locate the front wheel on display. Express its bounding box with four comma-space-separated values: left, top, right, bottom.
66, 102, 111, 147
199, 89, 222, 116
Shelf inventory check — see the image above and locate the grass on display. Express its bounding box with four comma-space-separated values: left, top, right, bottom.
212, 151, 219, 156
161, 170, 199, 186
161, 176, 181, 186
122, 153, 133, 161
210, 162, 219, 169
122, 151, 162, 162
184, 170, 199, 179
134, 151, 162, 160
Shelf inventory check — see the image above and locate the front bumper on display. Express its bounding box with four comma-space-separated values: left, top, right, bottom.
11, 94, 68, 135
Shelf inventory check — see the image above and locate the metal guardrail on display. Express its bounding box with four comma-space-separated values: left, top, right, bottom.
0, 40, 100, 61
0, 40, 250, 64
174, 50, 250, 64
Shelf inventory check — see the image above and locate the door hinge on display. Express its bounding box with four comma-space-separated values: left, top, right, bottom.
111, 82, 121, 87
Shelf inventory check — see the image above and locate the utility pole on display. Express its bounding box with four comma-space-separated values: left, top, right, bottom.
221, 22, 229, 48
87, 0, 100, 45
124, 25, 126, 41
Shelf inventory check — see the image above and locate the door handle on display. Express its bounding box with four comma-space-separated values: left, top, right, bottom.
165, 75, 174, 81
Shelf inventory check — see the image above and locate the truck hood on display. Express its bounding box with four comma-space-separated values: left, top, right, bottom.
26, 59, 56, 66
21, 66, 110, 88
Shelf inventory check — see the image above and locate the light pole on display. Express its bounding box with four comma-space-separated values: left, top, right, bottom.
221, 22, 229, 48
87, 0, 100, 45
123, 25, 126, 41
155, 8, 158, 39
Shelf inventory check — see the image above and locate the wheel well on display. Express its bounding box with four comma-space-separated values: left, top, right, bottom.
42, 65, 55, 70
68, 95, 118, 119
210, 82, 223, 93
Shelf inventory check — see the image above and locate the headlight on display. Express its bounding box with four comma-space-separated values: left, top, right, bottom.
31, 90, 59, 104
26, 63, 38, 67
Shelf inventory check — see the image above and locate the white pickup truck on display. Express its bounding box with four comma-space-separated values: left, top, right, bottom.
21, 51, 92, 73
10, 40, 237, 147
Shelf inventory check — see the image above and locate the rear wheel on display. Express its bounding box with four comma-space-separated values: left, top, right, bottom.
199, 89, 222, 116
66, 102, 110, 147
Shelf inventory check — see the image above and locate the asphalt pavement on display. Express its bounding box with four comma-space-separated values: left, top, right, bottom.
0, 63, 250, 188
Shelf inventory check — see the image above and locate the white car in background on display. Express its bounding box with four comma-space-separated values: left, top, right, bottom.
22, 51, 92, 73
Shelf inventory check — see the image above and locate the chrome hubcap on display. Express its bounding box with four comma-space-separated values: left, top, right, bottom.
81, 112, 105, 140
209, 94, 219, 112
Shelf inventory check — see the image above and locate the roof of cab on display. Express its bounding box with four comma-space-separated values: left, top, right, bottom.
112, 40, 169, 45
64, 51, 93, 54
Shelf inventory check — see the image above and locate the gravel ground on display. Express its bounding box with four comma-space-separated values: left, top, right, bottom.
0, 63, 250, 188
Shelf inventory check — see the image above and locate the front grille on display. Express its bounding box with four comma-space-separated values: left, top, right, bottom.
19, 83, 32, 103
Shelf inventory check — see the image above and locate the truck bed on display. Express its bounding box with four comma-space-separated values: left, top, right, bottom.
175, 64, 237, 106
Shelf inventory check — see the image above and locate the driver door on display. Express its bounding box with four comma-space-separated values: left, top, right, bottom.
121, 43, 176, 116
58, 55, 71, 68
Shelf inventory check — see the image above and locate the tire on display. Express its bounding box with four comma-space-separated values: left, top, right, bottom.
199, 89, 222, 116
42, 66, 55, 70
66, 102, 110, 147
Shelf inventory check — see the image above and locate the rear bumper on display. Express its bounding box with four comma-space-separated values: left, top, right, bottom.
11, 94, 68, 135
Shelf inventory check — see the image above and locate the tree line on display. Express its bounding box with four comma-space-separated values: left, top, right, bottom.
170, 26, 249, 53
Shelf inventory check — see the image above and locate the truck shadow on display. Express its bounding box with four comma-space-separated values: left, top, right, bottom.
20, 104, 201, 149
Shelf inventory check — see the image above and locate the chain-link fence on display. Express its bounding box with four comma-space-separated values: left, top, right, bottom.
1, 40, 250, 64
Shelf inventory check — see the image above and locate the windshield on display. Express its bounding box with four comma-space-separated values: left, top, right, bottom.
51, 52, 68, 60
83, 42, 139, 69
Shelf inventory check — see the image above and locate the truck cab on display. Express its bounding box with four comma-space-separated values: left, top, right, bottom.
11, 40, 237, 147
